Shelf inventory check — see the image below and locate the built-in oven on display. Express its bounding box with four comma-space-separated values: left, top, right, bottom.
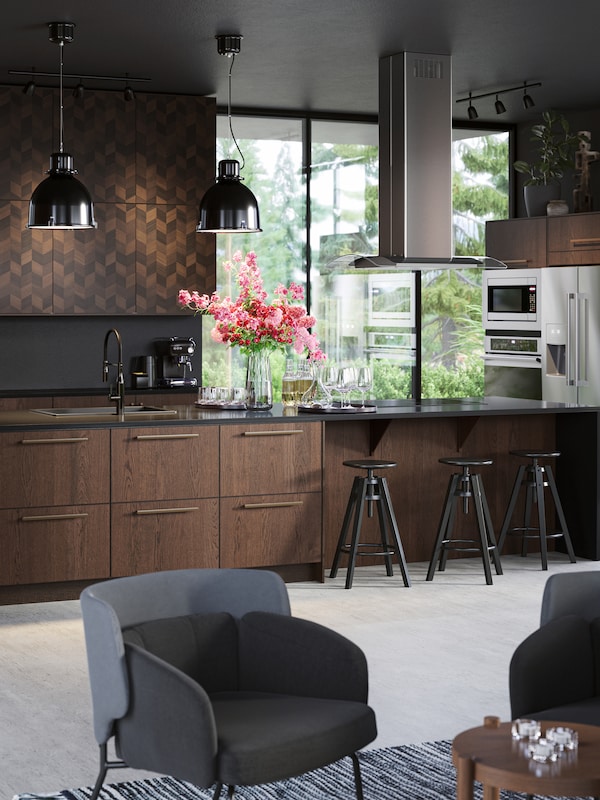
483, 268, 540, 333
484, 334, 542, 400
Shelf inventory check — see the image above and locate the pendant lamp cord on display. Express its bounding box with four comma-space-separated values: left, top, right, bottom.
58, 39, 64, 153
227, 54, 245, 171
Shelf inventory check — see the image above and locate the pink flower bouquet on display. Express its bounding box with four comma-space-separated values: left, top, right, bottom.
178, 250, 326, 360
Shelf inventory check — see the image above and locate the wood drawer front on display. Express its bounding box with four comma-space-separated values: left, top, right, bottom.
220, 492, 322, 568
547, 214, 600, 265
485, 218, 547, 268
220, 422, 322, 496
0, 429, 110, 508
111, 425, 219, 502
111, 499, 219, 576
0, 504, 110, 585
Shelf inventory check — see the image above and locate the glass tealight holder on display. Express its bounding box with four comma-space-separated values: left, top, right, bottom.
528, 737, 558, 763
511, 718, 541, 741
546, 726, 578, 752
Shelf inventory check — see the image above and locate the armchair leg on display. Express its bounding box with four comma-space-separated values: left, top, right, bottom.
350, 753, 365, 800
90, 742, 128, 800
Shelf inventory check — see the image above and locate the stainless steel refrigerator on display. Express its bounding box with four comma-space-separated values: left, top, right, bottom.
542, 265, 600, 404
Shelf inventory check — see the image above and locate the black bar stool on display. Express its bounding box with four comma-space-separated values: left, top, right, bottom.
329, 459, 411, 590
497, 449, 576, 571
427, 456, 502, 585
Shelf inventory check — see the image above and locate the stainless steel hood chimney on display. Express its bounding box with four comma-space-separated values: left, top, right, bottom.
380, 51, 452, 260
334, 51, 504, 271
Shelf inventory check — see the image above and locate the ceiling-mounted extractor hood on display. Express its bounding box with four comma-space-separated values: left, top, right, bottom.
332, 51, 505, 271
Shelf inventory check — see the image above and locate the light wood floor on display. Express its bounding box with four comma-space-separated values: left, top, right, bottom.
2, 554, 598, 797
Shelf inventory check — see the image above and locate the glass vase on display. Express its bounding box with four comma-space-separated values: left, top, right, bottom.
245, 350, 273, 411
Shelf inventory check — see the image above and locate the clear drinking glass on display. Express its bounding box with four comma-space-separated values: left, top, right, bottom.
322, 365, 341, 405
337, 366, 358, 408
357, 366, 373, 407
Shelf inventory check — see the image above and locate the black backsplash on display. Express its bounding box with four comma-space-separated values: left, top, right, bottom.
0, 315, 201, 392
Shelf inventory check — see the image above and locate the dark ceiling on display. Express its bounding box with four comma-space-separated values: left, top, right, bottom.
2, 0, 600, 125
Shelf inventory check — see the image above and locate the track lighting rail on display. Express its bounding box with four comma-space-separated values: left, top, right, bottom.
456, 81, 541, 117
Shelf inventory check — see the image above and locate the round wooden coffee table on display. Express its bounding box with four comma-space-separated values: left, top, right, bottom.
452, 717, 600, 800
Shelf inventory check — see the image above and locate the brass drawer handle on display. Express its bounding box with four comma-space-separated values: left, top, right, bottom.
21, 512, 89, 522
135, 506, 200, 515
243, 501, 304, 509
502, 259, 530, 266
21, 437, 89, 444
135, 433, 200, 440
571, 238, 600, 247
242, 430, 304, 437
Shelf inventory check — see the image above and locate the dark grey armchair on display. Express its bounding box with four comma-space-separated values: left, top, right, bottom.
509, 570, 600, 725
80, 569, 377, 800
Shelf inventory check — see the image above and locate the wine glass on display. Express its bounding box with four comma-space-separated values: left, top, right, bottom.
322, 365, 341, 405
356, 366, 373, 407
337, 366, 358, 408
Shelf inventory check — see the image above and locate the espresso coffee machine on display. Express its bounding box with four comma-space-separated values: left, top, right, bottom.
154, 337, 198, 387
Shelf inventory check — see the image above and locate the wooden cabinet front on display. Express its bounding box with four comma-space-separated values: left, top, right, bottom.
0, 504, 109, 585
111, 425, 219, 502
220, 422, 322, 496
220, 492, 322, 568
0, 429, 110, 508
220, 422, 323, 571
547, 212, 600, 265
111, 499, 219, 576
486, 217, 547, 268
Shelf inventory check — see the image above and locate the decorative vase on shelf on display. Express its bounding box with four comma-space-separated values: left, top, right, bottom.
245, 350, 273, 411
546, 199, 569, 216
524, 184, 561, 217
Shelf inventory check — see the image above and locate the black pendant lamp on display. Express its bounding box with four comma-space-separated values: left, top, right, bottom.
197, 34, 261, 233
28, 22, 96, 230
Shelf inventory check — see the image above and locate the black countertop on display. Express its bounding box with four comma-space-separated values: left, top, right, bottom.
0, 396, 596, 432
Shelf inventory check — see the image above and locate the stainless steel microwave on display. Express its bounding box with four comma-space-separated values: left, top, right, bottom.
483, 269, 540, 332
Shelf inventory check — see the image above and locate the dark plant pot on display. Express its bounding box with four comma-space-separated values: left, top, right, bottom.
524, 184, 561, 217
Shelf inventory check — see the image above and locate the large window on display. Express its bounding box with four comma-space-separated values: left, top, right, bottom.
201, 115, 510, 401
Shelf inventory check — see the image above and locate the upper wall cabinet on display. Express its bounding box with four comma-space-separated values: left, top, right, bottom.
485, 217, 547, 268
486, 212, 600, 268
546, 212, 600, 266
0, 87, 216, 315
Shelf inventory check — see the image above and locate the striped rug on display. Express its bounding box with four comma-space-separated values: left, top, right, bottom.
13, 740, 588, 800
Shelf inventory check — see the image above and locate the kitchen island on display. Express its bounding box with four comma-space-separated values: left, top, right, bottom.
0, 396, 597, 604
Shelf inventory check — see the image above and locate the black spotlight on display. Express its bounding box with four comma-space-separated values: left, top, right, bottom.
124, 84, 135, 102
72, 81, 85, 99
23, 80, 36, 96
523, 91, 535, 110
494, 95, 506, 115
467, 102, 478, 120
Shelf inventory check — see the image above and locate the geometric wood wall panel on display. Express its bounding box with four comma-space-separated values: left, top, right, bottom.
52, 204, 136, 314
135, 204, 216, 314
0, 87, 53, 201
66, 90, 136, 203
0, 86, 216, 315
0, 202, 52, 313
135, 94, 216, 205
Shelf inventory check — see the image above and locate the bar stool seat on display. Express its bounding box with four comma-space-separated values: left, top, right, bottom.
497, 449, 576, 570
426, 456, 502, 585
329, 459, 411, 589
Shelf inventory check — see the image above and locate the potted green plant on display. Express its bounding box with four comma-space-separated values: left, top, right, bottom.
514, 110, 587, 217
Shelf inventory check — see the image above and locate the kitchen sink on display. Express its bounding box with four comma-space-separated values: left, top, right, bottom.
32, 405, 177, 417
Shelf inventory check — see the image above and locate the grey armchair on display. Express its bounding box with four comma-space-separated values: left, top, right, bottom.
80, 569, 377, 800
509, 570, 600, 725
